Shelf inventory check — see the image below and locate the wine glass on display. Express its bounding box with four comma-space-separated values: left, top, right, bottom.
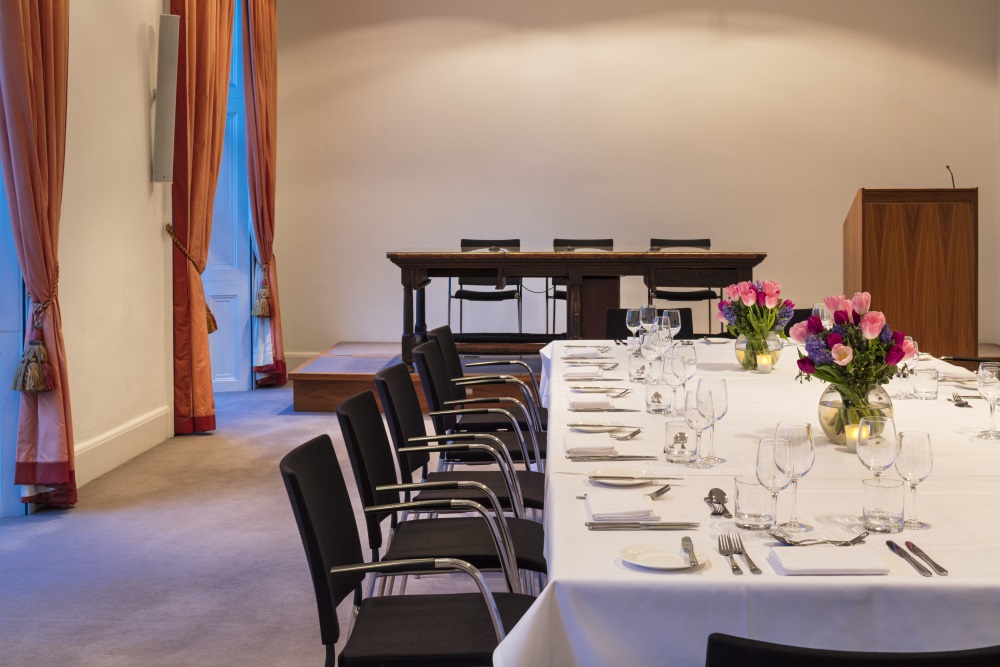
811, 303, 832, 329
896, 431, 933, 530
664, 309, 683, 339
773, 421, 815, 533
639, 305, 657, 333
697, 378, 727, 464
856, 416, 897, 478
662, 348, 688, 416
755, 437, 793, 530
977, 362, 1000, 440
894, 337, 920, 399
684, 389, 713, 469
625, 309, 641, 351
639, 332, 662, 373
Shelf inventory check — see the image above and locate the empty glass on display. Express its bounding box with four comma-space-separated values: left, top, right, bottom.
663, 309, 683, 339
734, 475, 773, 530
755, 438, 793, 530
862, 478, 904, 533
977, 362, 1000, 440
811, 303, 832, 329
856, 416, 897, 478
773, 421, 815, 533
645, 376, 671, 414
684, 389, 713, 469
639, 305, 657, 333
893, 337, 920, 399
896, 431, 933, 530
625, 308, 641, 351
697, 378, 727, 465
912, 368, 939, 400
664, 420, 698, 464
627, 349, 648, 383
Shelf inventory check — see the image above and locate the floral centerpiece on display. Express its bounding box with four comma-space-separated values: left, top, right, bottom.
716, 280, 795, 371
790, 292, 916, 445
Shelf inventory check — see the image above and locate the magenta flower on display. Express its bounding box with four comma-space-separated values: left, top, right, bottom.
885, 345, 904, 366
806, 315, 824, 335
834, 310, 850, 326
830, 343, 854, 366
789, 321, 810, 344
892, 331, 906, 346
852, 292, 871, 315
826, 333, 843, 348
860, 311, 887, 340
797, 357, 816, 374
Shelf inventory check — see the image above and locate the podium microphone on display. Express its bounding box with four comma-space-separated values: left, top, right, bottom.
946, 165, 955, 188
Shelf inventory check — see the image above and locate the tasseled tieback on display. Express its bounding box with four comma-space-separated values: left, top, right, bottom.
166, 224, 217, 334
252, 258, 272, 319
13, 266, 59, 393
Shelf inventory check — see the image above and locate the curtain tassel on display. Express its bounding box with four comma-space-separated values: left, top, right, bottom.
252, 278, 272, 318
206, 304, 218, 334
12, 326, 55, 393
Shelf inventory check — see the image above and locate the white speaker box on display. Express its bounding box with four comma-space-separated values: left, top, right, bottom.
152, 14, 180, 183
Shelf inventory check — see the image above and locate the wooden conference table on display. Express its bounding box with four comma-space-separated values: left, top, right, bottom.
493, 340, 1000, 666
385, 250, 766, 366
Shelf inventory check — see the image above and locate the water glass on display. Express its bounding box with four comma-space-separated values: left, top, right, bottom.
628, 350, 648, 383
857, 416, 897, 478
773, 421, 815, 533
912, 368, 939, 400
664, 420, 698, 464
734, 475, 773, 530
977, 362, 1000, 440
684, 390, 713, 469
755, 438, 792, 529
645, 377, 671, 414
896, 431, 933, 530
861, 477, 904, 533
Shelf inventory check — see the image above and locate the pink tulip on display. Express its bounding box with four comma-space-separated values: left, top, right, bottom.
851, 292, 871, 315
726, 284, 740, 300
860, 311, 886, 340
789, 321, 809, 344
830, 343, 854, 366
900, 339, 917, 361
715, 308, 728, 323
741, 289, 757, 307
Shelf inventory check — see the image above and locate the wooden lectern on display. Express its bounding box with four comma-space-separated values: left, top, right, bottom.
843, 188, 978, 358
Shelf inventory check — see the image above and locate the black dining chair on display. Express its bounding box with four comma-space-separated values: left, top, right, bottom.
646, 238, 722, 333
705, 633, 1000, 666
279, 433, 535, 666
547, 238, 614, 333
448, 239, 522, 333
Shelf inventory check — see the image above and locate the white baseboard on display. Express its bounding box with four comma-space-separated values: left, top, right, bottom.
74, 405, 173, 488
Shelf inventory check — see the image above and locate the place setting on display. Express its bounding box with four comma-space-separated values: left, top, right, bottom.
581, 488, 699, 532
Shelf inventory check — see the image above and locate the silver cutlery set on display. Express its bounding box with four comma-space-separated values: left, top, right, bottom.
886, 540, 948, 576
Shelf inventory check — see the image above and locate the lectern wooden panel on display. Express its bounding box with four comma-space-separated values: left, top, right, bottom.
843, 188, 977, 357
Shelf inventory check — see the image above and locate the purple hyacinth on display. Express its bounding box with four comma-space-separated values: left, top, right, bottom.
775, 303, 794, 329
831, 323, 848, 337
879, 325, 893, 346
719, 301, 737, 326
805, 334, 833, 365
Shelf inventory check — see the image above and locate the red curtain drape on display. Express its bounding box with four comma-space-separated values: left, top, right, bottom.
242, 0, 285, 387
170, 0, 234, 434
0, 0, 75, 507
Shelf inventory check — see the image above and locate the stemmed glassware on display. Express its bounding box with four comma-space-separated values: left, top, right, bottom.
755, 438, 793, 530
662, 347, 689, 416
773, 421, 815, 533
894, 337, 920, 399
625, 309, 641, 351
639, 305, 657, 334
663, 309, 683, 339
896, 431, 933, 530
856, 416, 897, 478
811, 303, 833, 329
977, 362, 1000, 440
697, 378, 727, 465
684, 389, 713, 469
639, 332, 663, 379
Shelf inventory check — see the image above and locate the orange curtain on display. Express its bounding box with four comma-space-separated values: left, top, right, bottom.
0, 0, 75, 507
243, 0, 285, 386
170, 0, 234, 434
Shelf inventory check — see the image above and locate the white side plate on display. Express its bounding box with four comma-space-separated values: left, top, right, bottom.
620, 543, 707, 570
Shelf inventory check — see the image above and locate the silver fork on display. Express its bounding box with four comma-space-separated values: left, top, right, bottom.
718, 534, 743, 575
610, 388, 632, 398
730, 532, 762, 574
646, 484, 671, 499
706, 500, 726, 516
609, 428, 642, 441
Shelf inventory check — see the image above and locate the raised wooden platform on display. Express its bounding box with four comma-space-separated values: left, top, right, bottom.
288, 342, 541, 413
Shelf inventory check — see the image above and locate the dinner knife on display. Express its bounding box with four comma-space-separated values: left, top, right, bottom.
905, 541, 949, 576
681, 536, 699, 566
886, 540, 932, 577
588, 475, 684, 481
569, 408, 641, 412
586, 522, 700, 531
566, 455, 659, 461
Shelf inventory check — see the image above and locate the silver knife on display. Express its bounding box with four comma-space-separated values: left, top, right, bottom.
588, 475, 684, 481
569, 408, 641, 412
886, 540, 932, 577
681, 536, 699, 566
587, 522, 700, 531
567, 455, 659, 461
905, 541, 949, 576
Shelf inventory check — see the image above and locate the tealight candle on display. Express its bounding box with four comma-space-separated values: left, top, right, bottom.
756, 354, 773, 373
845, 423, 870, 452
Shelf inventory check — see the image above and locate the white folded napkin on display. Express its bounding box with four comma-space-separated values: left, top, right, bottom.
563, 348, 605, 359
567, 396, 614, 411
585, 492, 661, 522
563, 369, 604, 380
565, 434, 618, 457
768, 545, 890, 576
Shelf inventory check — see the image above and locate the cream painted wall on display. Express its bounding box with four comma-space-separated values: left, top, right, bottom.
63, 0, 172, 485
276, 0, 999, 357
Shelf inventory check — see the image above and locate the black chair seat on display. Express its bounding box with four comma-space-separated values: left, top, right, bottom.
453, 288, 520, 302
455, 408, 547, 433
388, 516, 547, 574
342, 592, 535, 666
652, 288, 719, 301
415, 469, 545, 511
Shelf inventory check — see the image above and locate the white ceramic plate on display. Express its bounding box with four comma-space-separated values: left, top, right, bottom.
588, 468, 653, 487
568, 421, 628, 433
619, 543, 707, 570
701, 338, 731, 345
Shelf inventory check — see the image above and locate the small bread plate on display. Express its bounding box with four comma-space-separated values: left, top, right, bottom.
701, 338, 731, 345
588, 468, 655, 487
620, 543, 707, 570
569, 421, 632, 433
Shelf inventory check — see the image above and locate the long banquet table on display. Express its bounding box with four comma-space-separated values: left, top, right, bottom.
493, 340, 1000, 666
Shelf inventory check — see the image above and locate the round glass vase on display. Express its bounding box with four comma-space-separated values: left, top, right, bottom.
816, 384, 894, 446
733, 332, 781, 371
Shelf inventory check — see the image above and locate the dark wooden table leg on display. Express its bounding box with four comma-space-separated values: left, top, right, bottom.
402, 284, 415, 368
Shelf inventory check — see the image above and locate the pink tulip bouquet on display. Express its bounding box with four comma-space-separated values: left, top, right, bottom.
716, 280, 794, 370
790, 292, 916, 403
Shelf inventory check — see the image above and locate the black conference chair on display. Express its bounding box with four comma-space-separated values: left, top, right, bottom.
605, 307, 695, 341
646, 238, 721, 333
705, 633, 1000, 667
280, 433, 535, 666
547, 238, 614, 333
336, 391, 547, 595
374, 361, 545, 514
448, 239, 522, 333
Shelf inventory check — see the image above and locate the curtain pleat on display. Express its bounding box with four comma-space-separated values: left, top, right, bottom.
170, 0, 234, 434
243, 0, 285, 386
0, 0, 75, 507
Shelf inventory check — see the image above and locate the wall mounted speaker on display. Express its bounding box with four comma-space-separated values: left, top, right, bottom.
151, 14, 180, 183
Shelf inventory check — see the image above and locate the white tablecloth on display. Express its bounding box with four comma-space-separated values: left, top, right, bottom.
495, 340, 1000, 666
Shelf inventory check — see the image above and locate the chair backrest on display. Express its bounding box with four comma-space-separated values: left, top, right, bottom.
650, 238, 711, 251
706, 633, 1000, 666
335, 391, 401, 552
412, 340, 460, 434
459, 238, 521, 287
374, 362, 430, 484
427, 325, 465, 396
553, 238, 614, 252
279, 434, 365, 647
605, 307, 694, 340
